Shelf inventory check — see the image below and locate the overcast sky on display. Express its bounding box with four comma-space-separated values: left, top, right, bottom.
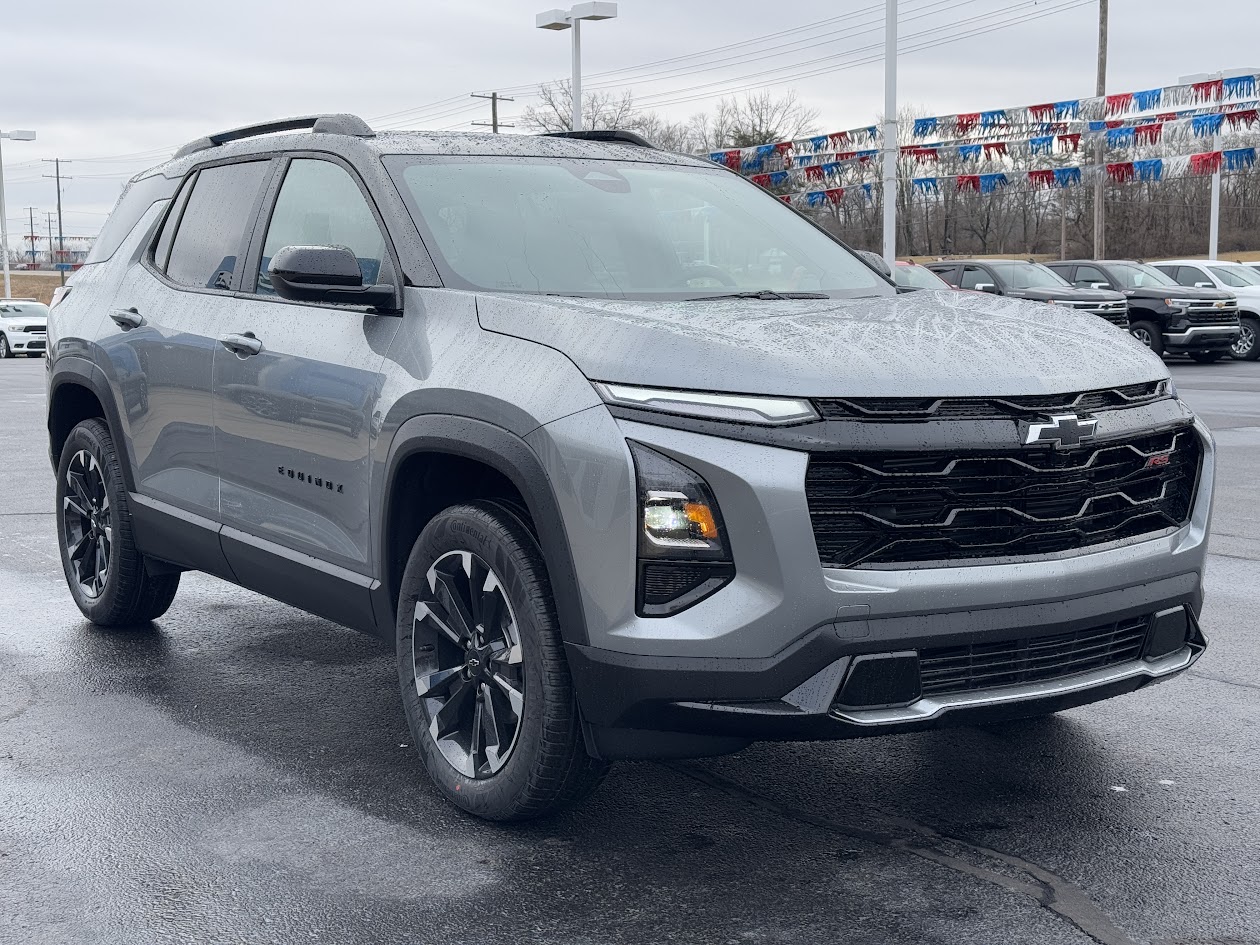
3, 0, 1255, 245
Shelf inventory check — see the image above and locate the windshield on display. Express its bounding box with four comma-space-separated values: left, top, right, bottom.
986, 262, 1070, 290
386, 156, 891, 300
0, 301, 49, 318
1209, 265, 1260, 287
895, 265, 951, 290
1106, 262, 1176, 290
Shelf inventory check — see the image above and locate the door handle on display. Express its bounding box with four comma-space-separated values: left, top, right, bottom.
110, 307, 144, 330
219, 332, 263, 357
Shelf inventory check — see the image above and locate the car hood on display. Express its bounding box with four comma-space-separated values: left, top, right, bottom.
476, 290, 1165, 398
0, 318, 46, 331
1125, 286, 1233, 302
1006, 287, 1125, 303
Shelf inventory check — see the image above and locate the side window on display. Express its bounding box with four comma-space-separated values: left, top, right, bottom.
164, 160, 270, 291
84, 173, 178, 266
929, 266, 959, 287
1176, 266, 1207, 287
959, 266, 989, 290
256, 159, 389, 296
1074, 265, 1108, 287
152, 172, 196, 272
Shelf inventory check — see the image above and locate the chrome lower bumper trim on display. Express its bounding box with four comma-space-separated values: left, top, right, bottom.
830, 645, 1197, 726
1165, 326, 1240, 342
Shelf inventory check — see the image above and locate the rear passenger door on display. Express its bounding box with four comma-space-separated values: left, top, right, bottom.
100, 158, 272, 527
210, 155, 400, 627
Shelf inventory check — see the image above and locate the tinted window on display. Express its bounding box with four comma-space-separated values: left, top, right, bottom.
152, 173, 195, 272
388, 155, 891, 299
84, 173, 178, 265
257, 159, 388, 295
928, 265, 960, 286
1174, 266, 1208, 287
1074, 265, 1109, 287
959, 266, 991, 290
165, 161, 270, 291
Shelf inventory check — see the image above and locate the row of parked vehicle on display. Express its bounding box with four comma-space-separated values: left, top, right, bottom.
894, 257, 1260, 363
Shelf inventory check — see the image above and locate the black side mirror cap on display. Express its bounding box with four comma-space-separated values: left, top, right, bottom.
268, 245, 400, 314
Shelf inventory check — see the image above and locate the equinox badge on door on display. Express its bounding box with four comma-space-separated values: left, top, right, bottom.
1020, 414, 1098, 449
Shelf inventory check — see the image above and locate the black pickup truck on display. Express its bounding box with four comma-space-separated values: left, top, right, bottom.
1046, 260, 1239, 363
925, 259, 1130, 329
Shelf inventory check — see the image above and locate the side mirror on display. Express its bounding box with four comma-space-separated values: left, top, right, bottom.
857, 250, 893, 279
974, 283, 998, 293
268, 245, 399, 313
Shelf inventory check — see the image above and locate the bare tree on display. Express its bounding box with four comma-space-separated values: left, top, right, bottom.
522, 80, 638, 133
703, 90, 820, 149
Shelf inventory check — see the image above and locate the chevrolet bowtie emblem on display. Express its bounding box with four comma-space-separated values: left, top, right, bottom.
1020, 413, 1098, 449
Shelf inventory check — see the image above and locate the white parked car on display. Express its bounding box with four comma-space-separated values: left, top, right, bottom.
0, 299, 49, 358
1149, 260, 1260, 360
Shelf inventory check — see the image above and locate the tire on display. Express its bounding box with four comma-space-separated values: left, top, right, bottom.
1232, 316, 1260, 361
55, 418, 180, 626
396, 501, 609, 821
1189, 351, 1225, 363
0, 334, 10, 359
1129, 321, 1164, 357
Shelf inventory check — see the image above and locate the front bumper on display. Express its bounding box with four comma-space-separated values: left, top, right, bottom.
1164, 325, 1239, 350
533, 404, 1214, 761
569, 599, 1205, 759
7, 333, 47, 352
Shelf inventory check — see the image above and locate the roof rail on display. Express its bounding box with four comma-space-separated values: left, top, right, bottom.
173, 114, 374, 160
542, 129, 655, 149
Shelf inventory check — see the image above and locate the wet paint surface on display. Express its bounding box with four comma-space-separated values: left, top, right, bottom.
3, 356, 1259, 945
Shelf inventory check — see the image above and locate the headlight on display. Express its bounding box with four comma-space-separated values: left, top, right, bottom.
594, 382, 818, 426
629, 441, 733, 616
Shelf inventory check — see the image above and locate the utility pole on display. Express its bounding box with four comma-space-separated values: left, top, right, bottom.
45, 212, 54, 267
25, 207, 38, 269
42, 159, 71, 285
1092, 0, 1108, 259
882, 0, 898, 270
471, 92, 515, 133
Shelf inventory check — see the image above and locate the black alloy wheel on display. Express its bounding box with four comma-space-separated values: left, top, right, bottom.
55, 418, 180, 625
396, 502, 608, 821
61, 449, 113, 598
413, 549, 526, 779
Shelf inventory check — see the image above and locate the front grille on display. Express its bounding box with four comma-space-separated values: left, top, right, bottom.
805, 426, 1201, 567
1186, 305, 1239, 327
26, 340, 45, 350
918, 615, 1150, 696
815, 381, 1167, 422
1067, 300, 1130, 328
23, 325, 45, 333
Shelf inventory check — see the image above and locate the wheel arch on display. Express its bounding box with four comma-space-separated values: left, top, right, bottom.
47, 357, 133, 490
374, 414, 589, 646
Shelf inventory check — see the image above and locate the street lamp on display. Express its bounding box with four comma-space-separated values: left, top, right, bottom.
0, 129, 37, 299
536, 2, 618, 133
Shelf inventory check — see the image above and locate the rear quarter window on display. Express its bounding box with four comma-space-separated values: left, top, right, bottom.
83, 173, 179, 266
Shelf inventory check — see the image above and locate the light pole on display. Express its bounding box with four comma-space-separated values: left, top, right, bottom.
882, 0, 898, 270
1179, 69, 1257, 260
536, 3, 619, 133
0, 129, 37, 299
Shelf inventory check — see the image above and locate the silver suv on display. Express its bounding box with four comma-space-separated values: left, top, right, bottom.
47, 115, 1213, 821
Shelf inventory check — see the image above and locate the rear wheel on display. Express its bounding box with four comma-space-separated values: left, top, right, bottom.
396, 502, 609, 821
55, 419, 180, 626
1232, 317, 1260, 360
1189, 351, 1226, 363
1129, 321, 1164, 357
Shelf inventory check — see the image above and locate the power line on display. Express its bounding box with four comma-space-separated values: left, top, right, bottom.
471, 92, 515, 133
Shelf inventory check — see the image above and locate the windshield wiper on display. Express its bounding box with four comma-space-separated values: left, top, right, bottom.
685, 290, 830, 301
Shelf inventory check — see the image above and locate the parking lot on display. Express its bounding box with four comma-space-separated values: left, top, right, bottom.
2, 354, 1258, 945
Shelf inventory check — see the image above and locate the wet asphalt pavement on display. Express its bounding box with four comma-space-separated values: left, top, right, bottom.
2, 355, 1258, 945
